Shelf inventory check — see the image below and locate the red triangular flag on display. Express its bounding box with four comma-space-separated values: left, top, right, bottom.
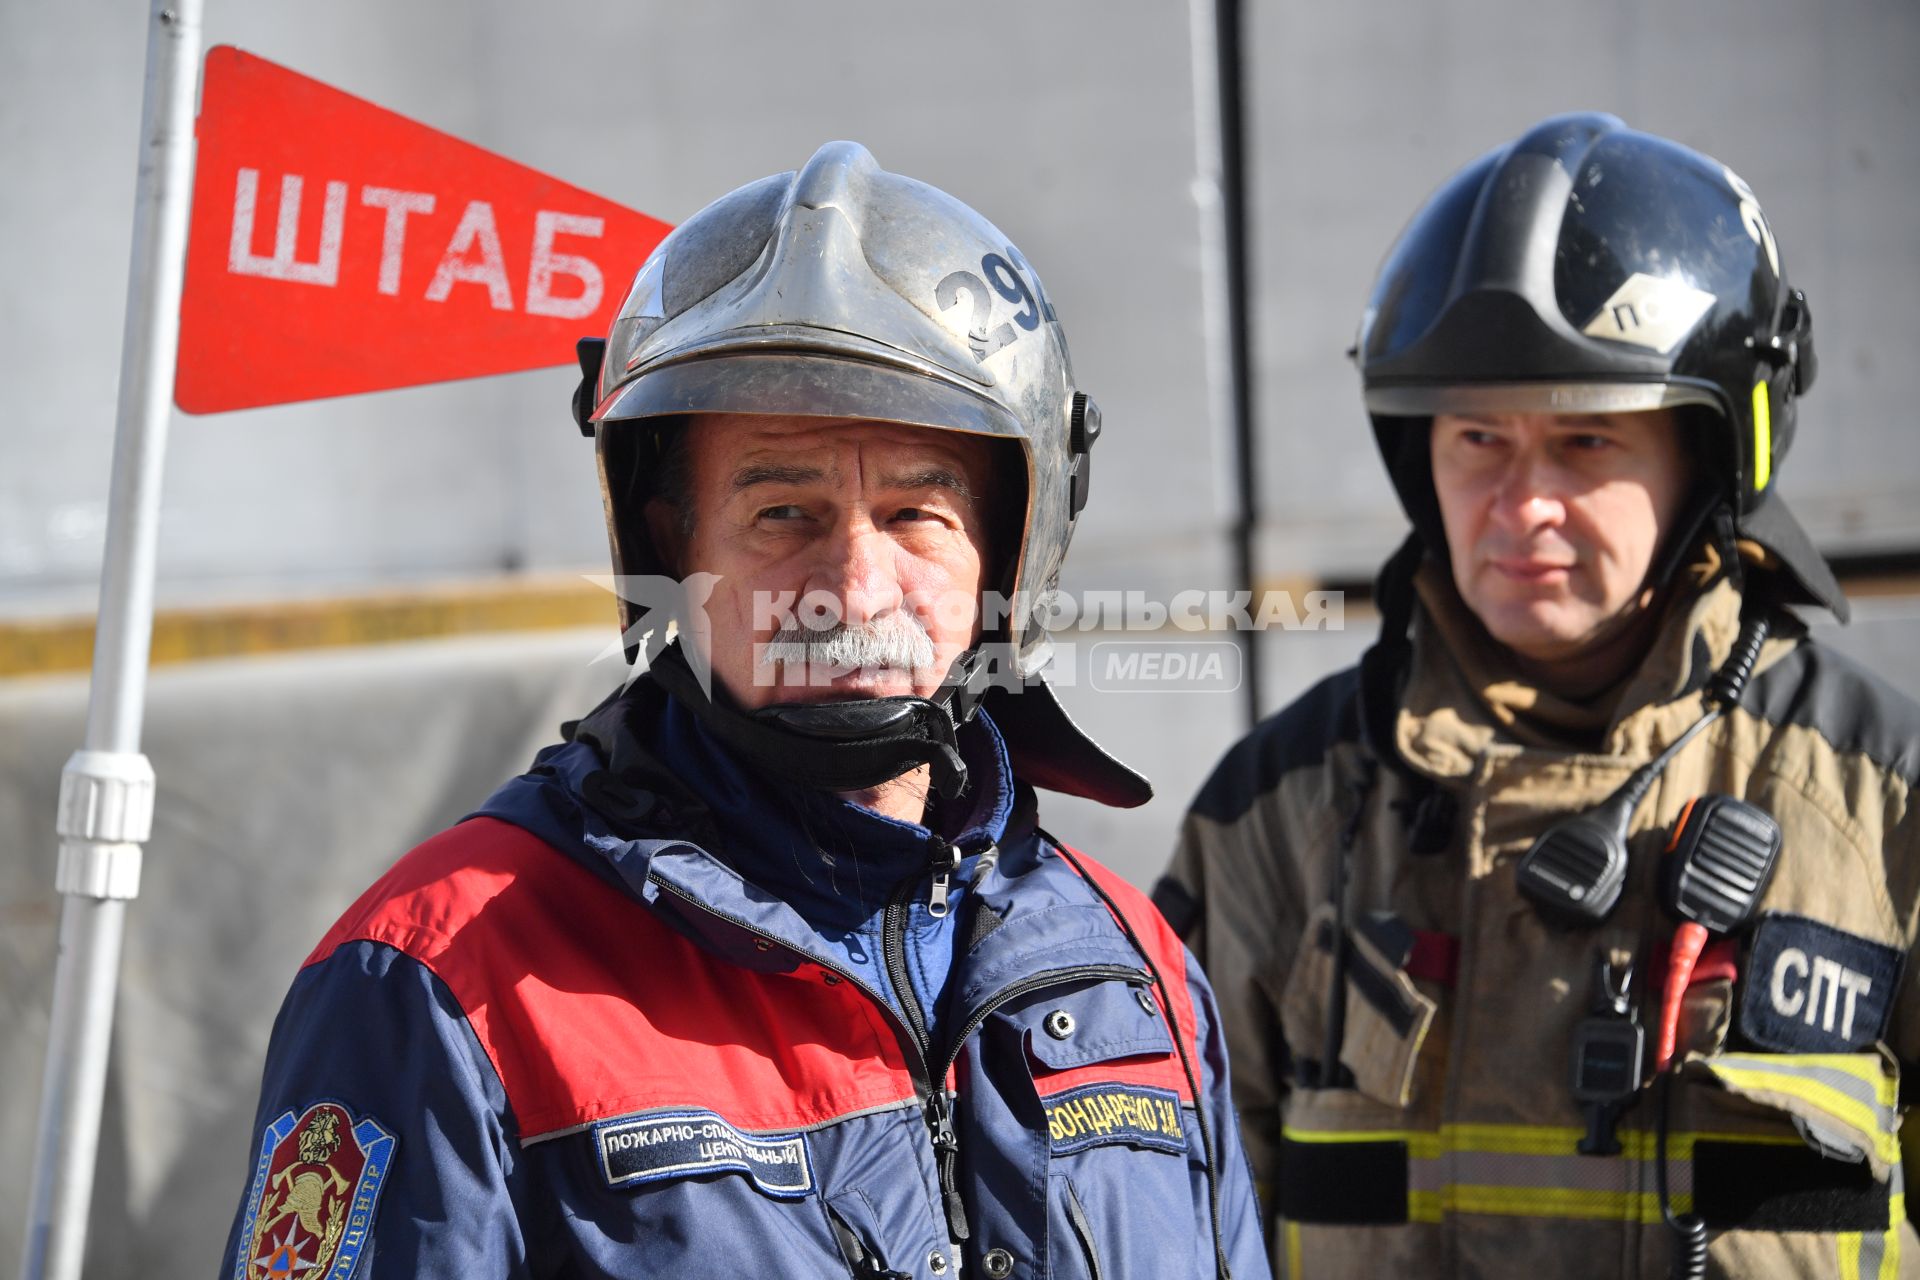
177, 47, 672, 414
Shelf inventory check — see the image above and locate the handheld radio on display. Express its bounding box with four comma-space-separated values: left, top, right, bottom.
1515, 610, 1770, 927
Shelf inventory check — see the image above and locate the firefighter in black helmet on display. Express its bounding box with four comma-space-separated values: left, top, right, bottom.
1160, 113, 1920, 1279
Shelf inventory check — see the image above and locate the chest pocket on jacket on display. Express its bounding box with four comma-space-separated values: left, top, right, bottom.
1022, 979, 1175, 1068
1279, 901, 1439, 1109
1007, 978, 1201, 1280
1681, 1050, 1903, 1237
1015, 978, 1187, 1155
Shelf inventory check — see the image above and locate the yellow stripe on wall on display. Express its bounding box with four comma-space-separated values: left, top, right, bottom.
0, 577, 618, 678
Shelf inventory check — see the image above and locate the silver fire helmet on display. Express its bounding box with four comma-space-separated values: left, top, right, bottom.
581, 140, 1102, 679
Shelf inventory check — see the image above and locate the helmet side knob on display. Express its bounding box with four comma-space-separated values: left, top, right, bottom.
1068, 392, 1100, 518
572, 337, 607, 438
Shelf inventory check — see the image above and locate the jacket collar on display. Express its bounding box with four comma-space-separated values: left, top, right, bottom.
1394, 554, 1747, 781
471, 672, 1016, 936
466, 677, 1143, 1024
638, 683, 1016, 934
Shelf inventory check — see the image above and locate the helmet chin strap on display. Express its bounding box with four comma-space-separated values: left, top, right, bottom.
1643, 473, 1729, 597
647, 642, 1001, 802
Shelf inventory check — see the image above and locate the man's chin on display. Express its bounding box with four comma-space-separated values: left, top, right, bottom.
1477, 604, 1610, 665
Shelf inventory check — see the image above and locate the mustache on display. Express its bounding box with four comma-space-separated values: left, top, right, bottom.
755, 612, 939, 675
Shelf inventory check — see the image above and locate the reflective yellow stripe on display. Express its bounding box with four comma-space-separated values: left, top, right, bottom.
1284, 1221, 1303, 1278
1280, 1125, 1420, 1143
1707, 1064, 1901, 1167
1282, 1122, 1811, 1225
1281, 1122, 1579, 1155
1286, 1116, 1897, 1236
1407, 1190, 1443, 1224
1837, 1219, 1898, 1280
1752, 379, 1772, 490
1282, 1123, 1803, 1159
1406, 1186, 1695, 1225
1842, 1230, 1865, 1280
1709, 1051, 1894, 1099
1280, 1124, 1441, 1159
1417, 1185, 1695, 1225
1443, 1185, 1678, 1224
1437, 1123, 1580, 1156
1713, 1052, 1899, 1102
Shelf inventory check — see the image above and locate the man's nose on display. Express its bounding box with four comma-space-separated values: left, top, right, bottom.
811, 520, 903, 626
1488, 452, 1567, 535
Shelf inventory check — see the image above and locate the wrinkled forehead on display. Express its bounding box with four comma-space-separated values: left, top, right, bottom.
690, 412, 997, 486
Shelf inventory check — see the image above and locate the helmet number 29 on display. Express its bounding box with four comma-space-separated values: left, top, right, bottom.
937, 247, 1057, 362
1724, 167, 1780, 278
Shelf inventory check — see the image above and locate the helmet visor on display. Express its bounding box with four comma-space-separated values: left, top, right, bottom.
594, 349, 1024, 441
1365, 379, 1722, 418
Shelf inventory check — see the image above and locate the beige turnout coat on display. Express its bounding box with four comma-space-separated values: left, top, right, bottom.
1161, 562, 1920, 1278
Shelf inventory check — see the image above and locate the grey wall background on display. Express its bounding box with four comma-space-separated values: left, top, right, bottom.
3, 3, 1224, 612
2, 2, 1918, 1274
10, 3, 1914, 610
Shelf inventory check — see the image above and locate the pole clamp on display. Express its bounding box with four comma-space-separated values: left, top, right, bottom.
54, 751, 155, 900
56, 840, 143, 900
56, 750, 155, 844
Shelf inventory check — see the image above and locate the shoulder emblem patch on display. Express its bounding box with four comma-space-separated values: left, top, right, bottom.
233, 1102, 397, 1280
1739, 913, 1903, 1053
594, 1109, 813, 1198
1044, 1083, 1188, 1156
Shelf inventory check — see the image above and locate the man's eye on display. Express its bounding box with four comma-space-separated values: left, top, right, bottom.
1460, 429, 1502, 447
758, 505, 808, 521
891, 505, 960, 526
1567, 434, 1613, 451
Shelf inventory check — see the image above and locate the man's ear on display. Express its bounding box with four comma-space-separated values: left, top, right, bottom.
645, 499, 685, 577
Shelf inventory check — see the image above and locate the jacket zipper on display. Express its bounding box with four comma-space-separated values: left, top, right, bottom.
910, 957, 1150, 1245
655, 874, 1147, 1251
880, 876, 967, 1239
926, 833, 961, 918
887, 856, 1146, 1246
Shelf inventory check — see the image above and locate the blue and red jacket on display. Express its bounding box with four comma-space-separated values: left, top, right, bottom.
222, 678, 1268, 1279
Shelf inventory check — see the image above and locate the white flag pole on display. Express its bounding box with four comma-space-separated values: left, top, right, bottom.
18, 3, 203, 1278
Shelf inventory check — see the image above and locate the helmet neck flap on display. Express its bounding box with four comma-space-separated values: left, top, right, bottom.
642, 638, 1153, 810
646, 640, 999, 801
